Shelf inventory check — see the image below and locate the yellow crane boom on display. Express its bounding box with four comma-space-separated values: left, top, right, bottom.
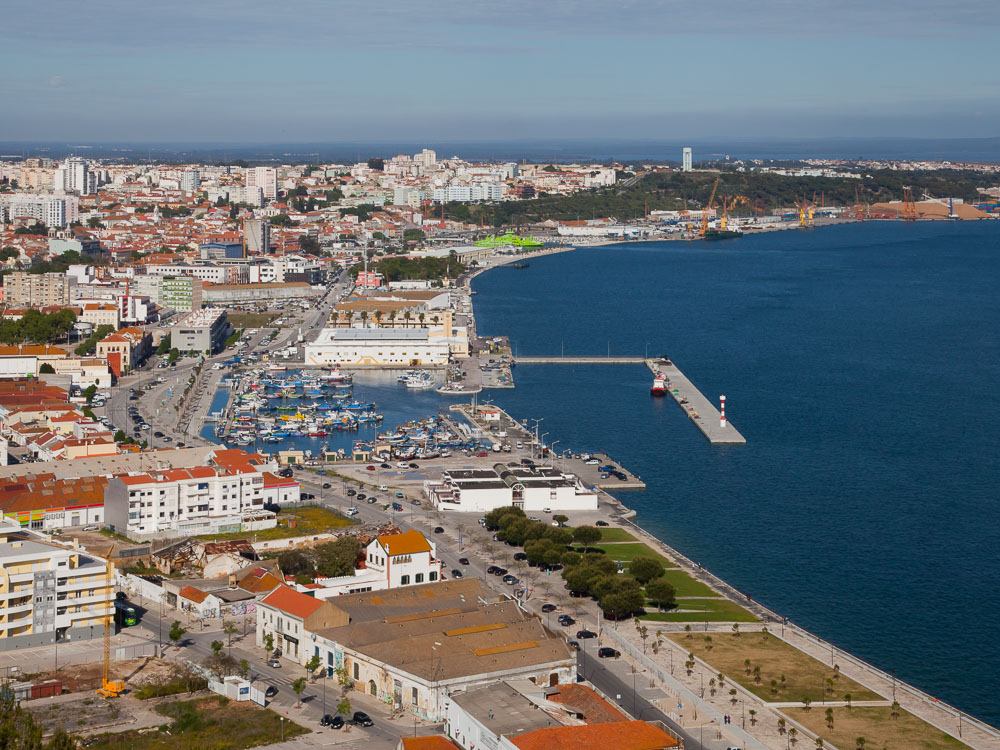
700, 178, 720, 236
97, 544, 124, 698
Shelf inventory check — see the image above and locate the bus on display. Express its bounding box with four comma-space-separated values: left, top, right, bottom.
114, 600, 137, 627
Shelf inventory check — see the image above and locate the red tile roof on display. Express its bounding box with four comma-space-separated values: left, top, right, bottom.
510, 721, 679, 750
261, 585, 324, 619
179, 586, 209, 604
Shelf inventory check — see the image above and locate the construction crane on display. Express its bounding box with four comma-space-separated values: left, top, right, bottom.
797, 194, 814, 228
699, 178, 720, 236
902, 186, 918, 222
720, 195, 749, 231
96, 545, 124, 698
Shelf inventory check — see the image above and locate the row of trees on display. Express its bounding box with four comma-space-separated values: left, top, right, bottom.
484, 507, 676, 619
0, 308, 77, 346
348, 253, 466, 283
74, 324, 115, 356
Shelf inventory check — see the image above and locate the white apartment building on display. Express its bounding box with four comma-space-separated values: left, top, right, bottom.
244, 218, 271, 254
103, 455, 290, 539
308, 530, 442, 599
0, 194, 75, 228
145, 264, 239, 285
430, 183, 504, 203
180, 169, 200, 194
246, 167, 278, 200
0, 519, 113, 651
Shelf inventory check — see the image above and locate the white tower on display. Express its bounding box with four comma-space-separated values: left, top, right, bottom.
682, 147, 693, 172
719, 395, 727, 428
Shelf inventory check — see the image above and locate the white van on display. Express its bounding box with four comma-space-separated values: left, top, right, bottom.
345, 507, 359, 516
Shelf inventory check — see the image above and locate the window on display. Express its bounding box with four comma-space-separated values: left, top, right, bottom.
429, 571, 438, 581
400, 575, 410, 585
353, 662, 359, 680
415, 573, 424, 584
411, 687, 418, 705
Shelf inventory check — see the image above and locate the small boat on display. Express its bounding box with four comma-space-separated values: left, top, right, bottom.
651, 372, 667, 397
512, 262, 530, 269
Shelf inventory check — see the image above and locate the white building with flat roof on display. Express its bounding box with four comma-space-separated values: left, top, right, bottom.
424, 463, 598, 513
304, 328, 449, 367
682, 147, 693, 172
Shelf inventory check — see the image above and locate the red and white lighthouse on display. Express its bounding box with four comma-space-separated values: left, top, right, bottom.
719, 395, 727, 428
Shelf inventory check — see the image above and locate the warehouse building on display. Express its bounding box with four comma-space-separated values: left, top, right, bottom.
304, 328, 449, 367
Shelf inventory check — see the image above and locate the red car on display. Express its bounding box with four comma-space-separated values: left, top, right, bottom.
366, 465, 376, 471
475, 451, 488, 458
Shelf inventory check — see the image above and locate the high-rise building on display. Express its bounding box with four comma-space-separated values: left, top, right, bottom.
0, 194, 73, 228
682, 147, 693, 172
246, 167, 278, 200
415, 149, 437, 168
160, 276, 204, 312
55, 157, 92, 194
3, 272, 75, 306
179, 169, 200, 194
0, 519, 115, 649
244, 218, 271, 255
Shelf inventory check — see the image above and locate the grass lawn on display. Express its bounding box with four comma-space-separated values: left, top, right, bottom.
596, 528, 637, 543
226, 312, 279, 328
196, 505, 355, 542
668, 632, 882, 704
785, 705, 966, 750
659, 568, 717, 597
593, 542, 676, 568
87, 696, 308, 750
640, 597, 758, 623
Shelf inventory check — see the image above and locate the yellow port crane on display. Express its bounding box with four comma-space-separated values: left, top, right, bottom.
720, 195, 749, 231
699, 178, 720, 236
96, 544, 124, 698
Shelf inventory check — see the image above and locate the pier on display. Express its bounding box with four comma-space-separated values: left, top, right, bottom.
515, 356, 646, 364
646, 358, 746, 445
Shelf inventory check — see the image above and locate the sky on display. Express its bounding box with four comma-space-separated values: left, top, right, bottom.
2, 0, 999, 143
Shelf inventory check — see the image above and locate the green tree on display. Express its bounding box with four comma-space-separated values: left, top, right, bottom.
38, 363, 55, 374
156, 334, 171, 355
629, 556, 665, 585
305, 654, 322, 680
239, 659, 250, 678
211, 640, 224, 656
749, 709, 757, 726
168, 348, 180, 365
403, 228, 424, 242
114, 430, 127, 442
269, 214, 292, 227
223, 621, 238, 649
845, 693, 852, 710
291, 677, 307, 707
572, 525, 601, 549
263, 632, 274, 653
597, 577, 644, 620
336, 698, 351, 715
645, 578, 676, 611
552, 514, 568, 526
890, 700, 900, 720
855, 738, 866, 750
83, 384, 98, 403
168, 621, 187, 649
825, 707, 835, 729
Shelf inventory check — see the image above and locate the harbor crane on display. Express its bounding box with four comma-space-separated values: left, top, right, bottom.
720, 195, 749, 231
96, 544, 124, 698
699, 178, 720, 236
901, 186, 918, 221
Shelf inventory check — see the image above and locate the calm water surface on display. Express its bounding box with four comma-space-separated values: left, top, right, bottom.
471, 222, 1000, 725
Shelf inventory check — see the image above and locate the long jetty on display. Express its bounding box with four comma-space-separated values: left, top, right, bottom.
646, 358, 746, 445
515, 356, 646, 364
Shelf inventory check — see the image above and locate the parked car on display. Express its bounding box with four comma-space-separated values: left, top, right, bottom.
493, 567, 508, 576
598, 647, 621, 658
451, 569, 463, 578
346, 489, 356, 496
265, 685, 278, 697
541, 603, 557, 613
367, 497, 378, 504
329, 715, 344, 729
576, 630, 598, 639
584, 458, 600, 465
433, 526, 444, 534
366, 465, 375, 471
557, 615, 575, 626
486, 565, 498, 574
410, 498, 421, 505
351, 712, 374, 727
568, 640, 580, 651
458, 557, 470, 565
595, 520, 609, 527
408, 462, 419, 468
83, 524, 99, 531
322, 483, 332, 489
502, 574, 518, 585
267, 659, 281, 668
513, 552, 527, 561
356, 493, 367, 501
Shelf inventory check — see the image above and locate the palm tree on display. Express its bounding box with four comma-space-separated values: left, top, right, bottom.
761, 626, 770, 641
685, 624, 692, 639
704, 635, 713, 651
344, 310, 355, 328
418, 312, 425, 327
788, 727, 798, 746
732, 623, 740, 637
826, 678, 835, 695
770, 679, 778, 696
744, 658, 752, 675
890, 700, 901, 720
777, 718, 786, 734
815, 739, 824, 749
833, 664, 841, 680
403, 310, 412, 328
373, 310, 382, 327
388, 310, 397, 327
360, 310, 369, 328
845, 693, 852, 711
748, 709, 757, 726
709, 678, 716, 697
753, 665, 762, 684
825, 707, 835, 729
855, 737, 866, 750
729, 688, 738, 706
803, 697, 812, 711
717, 673, 725, 689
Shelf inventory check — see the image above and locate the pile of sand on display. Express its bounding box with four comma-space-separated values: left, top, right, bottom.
869, 201, 989, 219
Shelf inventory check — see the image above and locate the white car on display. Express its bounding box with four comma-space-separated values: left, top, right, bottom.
584, 458, 600, 465
345, 507, 359, 516
396, 461, 410, 468
377, 485, 388, 491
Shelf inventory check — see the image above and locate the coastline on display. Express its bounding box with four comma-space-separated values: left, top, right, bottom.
463, 235, 1000, 745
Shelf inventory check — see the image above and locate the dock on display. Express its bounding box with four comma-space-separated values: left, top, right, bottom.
646, 358, 746, 445
515, 356, 646, 365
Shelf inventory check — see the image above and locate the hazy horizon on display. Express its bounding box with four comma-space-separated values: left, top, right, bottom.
3, 1, 999, 143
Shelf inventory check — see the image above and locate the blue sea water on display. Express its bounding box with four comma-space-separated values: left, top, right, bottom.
470, 222, 1000, 725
